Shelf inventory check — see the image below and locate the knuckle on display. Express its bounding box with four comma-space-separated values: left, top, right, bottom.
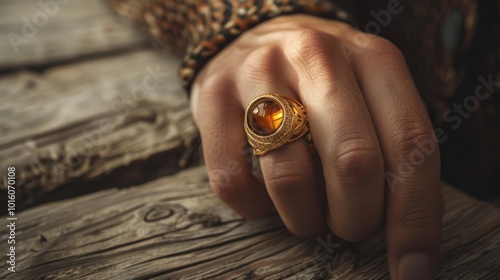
363, 36, 405, 71
194, 72, 237, 122
265, 159, 310, 197
208, 169, 239, 202
285, 29, 333, 70
397, 196, 437, 233
283, 27, 335, 88
192, 71, 233, 119
238, 45, 286, 83
196, 73, 233, 109
242, 45, 281, 70
289, 28, 329, 50
390, 120, 436, 162
199, 71, 232, 97
366, 36, 403, 58
333, 137, 384, 180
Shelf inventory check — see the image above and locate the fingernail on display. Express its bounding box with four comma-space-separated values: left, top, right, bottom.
398, 252, 433, 280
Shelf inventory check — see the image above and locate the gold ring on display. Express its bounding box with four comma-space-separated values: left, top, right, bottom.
244, 93, 311, 156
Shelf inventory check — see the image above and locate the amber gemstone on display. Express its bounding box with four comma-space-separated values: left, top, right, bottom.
249, 100, 284, 136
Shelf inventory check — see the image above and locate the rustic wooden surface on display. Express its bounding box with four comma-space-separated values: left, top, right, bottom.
0, 166, 498, 279
0, 0, 148, 70
0, 0, 200, 211
0, 50, 199, 210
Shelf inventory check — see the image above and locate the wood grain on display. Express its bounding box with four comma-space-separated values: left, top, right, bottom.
0, 0, 148, 70
0, 166, 498, 279
0, 50, 199, 209
0, 1, 498, 279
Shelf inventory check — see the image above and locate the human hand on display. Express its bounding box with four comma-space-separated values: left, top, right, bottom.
191, 15, 442, 279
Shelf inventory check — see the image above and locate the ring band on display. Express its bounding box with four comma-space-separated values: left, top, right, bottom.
244, 93, 310, 156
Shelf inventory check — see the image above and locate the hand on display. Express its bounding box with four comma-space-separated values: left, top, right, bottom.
191, 15, 442, 279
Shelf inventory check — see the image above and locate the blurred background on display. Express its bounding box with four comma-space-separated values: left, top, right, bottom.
0, 0, 200, 214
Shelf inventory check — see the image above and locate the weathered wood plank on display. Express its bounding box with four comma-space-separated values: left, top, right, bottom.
0, 0, 148, 69
0, 49, 199, 209
0, 49, 185, 146
0, 166, 498, 279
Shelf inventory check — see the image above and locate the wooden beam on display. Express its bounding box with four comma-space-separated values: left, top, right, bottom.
0, 50, 199, 209
0, 166, 498, 279
0, 0, 148, 69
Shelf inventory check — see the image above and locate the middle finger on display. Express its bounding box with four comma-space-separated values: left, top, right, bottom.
286, 30, 386, 241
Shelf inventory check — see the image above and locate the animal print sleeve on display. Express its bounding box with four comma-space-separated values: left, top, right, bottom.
109, 0, 352, 92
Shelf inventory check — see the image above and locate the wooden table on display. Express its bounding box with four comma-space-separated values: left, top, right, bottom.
0, 1, 499, 279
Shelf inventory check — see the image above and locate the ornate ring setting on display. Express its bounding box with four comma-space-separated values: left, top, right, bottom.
244, 93, 310, 156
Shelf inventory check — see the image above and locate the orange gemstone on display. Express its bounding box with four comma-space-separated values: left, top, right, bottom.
249, 100, 284, 136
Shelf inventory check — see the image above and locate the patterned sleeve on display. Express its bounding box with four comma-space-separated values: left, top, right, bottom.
108, 0, 353, 92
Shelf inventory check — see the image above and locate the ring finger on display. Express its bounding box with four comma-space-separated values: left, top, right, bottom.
238, 48, 328, 237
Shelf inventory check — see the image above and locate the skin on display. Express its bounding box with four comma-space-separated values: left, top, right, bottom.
191, 15, 442, 279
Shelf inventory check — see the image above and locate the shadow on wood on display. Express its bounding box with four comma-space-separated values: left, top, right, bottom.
0, 50, 200, 211
0, 166, 498, 279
